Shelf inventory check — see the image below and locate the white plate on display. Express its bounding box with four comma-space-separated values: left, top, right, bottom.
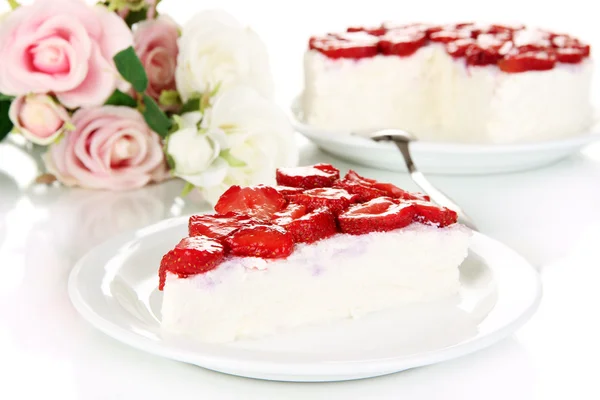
69, 216, 542, 382
290, 97, 600, 175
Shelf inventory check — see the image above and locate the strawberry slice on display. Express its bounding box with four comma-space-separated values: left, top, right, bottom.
555, 47, 586, 63
551, 34, 590, 57
465, 44, 503, 66
446, 38, 476, 58
276, 163, 340, 189
189, 213, 257, 239
338, 197, 415, 235
347, 25, 387, 36
279, 207, 338, 244
214, 185, 286, 221
274, 186, 305, 196
225, 224, 294, 259
345, 170, 430, 201
287, 188, 359, 216
333, 179, 386, 202
430, 29, 471, 43
272, 202, 307, 225
379, 29, 427, 57
158, 236, 225, 290
409, 201, 458, 227
498, 49, 556, 73
309, 32, 379, 59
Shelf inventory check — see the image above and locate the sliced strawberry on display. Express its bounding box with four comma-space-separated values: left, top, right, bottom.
344, 170, 430, 201
189, 213, 257, 239
287, 187, 359, 215
555, 47, 586, 63
347, 25, 387, 36
276, 163, 340, 189
309, 32, 379, 59
158, 236, 225, 290
498, 49, 556, 73
272, 202, 307, 225
409, 201, 458, 227
214, 185, 286, 221
279, 207, 338, 244
489, 24, 525, 34
333, 179, 386, 202
338, 197, 415, 235
446, 38, 476, 58
274, 186, 305, 196
224, 224, 294, 259
465, 44, 503, 66
379, 29, 427, 57
429, 29, 471, 43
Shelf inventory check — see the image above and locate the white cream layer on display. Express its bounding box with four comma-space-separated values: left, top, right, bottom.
161, 223, 471, 343
302, 47, 593, 144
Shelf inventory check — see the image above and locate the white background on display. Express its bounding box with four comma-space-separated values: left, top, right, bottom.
1, 0, 600, 399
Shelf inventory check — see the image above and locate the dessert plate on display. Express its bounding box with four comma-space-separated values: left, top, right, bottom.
69, 216, 541, 382
290, 97, 600, 175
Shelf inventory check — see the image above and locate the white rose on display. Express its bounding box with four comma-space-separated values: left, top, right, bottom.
166, 111, 228, 187
175, 9, 273, 102
199, 86, 299, 202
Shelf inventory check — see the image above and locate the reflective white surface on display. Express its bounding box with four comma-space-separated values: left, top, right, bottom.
2, 0, 600, 398
68, 217, 540, 382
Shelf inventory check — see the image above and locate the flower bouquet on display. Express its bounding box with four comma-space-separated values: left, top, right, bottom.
0, 0, 298, 198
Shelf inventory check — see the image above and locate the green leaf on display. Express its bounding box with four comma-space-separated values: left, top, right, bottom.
105, 89, 138, 107
125, 8, 148, 27
180, 182, 195, 197
220, 149, 247, 168
142, 94, 172, 138
7, 0, 20, 10
0, 100, 14, 142
113, 46, 148, 93
0, 93, 14, 101
180, 98, 200, 114
166, 153, 176, 170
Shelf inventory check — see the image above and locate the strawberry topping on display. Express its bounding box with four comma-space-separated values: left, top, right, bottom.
555, 47, 587, 63
409, 201, 458, 227
345, 170, 430, 201
276, 163, 340, 189
214, 185, 286, 221
309, 32, 379, 59
379, 29, 427, 57
272, 203, 308, 225
158, 236, 225, 290
278, 207, 338, 244
338, 197, 415, 235
224, 224, 294, 259
287, 187, 359, 215
347, 26, 387, 36
273, 186, 305, 196
334, 179, 387, 202
189, 213, 257, 239
498, 49, 556, 73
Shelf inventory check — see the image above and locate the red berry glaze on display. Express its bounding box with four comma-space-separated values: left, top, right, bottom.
189, 213, 257, 239
379, 30, 427, 57
158, 236, 225, 290
309, 32, 379, 59
276, 163, 340, 189
287, 187, 359, 216
409, 201, 458, 227
214, 185, 286, 221
279, 207, 338, 244
338, 197, 415, 235
225, 225, 294, 259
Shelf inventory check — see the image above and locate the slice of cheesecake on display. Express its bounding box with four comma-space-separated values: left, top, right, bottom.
159, 164, 471, 343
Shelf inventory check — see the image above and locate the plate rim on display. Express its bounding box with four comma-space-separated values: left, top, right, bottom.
68, 217, 543, 381
289, 95, 600, 155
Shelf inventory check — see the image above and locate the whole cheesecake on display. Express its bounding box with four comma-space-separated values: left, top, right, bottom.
302, 23, 593, 144
159, 164, 471, 343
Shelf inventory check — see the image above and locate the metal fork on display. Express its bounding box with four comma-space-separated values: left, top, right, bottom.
368, 129, 478, 231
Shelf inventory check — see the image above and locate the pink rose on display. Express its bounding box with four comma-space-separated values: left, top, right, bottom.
0, 0, 133, 109
9, 94, 71, 145
44, 106, 168, 190
134, 16, 179, 107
